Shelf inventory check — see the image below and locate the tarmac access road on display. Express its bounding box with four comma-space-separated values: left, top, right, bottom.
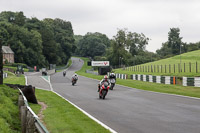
27, 57, 200, 133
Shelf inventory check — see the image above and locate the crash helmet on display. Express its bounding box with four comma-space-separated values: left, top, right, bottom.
111, 73, 115, 76
104, 75, 108, 80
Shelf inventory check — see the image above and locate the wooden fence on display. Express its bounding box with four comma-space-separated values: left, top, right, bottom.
124, 62, 200, 74
18, 89, 49, 133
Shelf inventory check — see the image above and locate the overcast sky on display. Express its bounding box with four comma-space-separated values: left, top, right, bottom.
1, 0, 200, 52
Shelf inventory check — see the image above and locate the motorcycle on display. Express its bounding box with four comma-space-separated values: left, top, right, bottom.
63, 71, 66, 77
99, 82, 110, 99
72, 78, 77, 86
109, 78, 116, 90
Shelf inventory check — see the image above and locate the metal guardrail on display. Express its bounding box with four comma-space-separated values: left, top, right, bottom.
18, 89, 49, 133
86, 70, 98, 75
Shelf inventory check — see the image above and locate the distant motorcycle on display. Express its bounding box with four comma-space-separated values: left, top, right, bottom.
109, 78, 116, 90
99, 82, 110, 99
72, 78, 77, 86
63, 71, 66, 77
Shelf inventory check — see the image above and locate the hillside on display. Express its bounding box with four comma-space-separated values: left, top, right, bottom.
114, 50, 200, 77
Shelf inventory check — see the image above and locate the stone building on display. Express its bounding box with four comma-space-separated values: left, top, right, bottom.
2, 46, 14, 64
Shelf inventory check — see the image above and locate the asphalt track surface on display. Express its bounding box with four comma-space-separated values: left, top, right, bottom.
27, 57, 200, 133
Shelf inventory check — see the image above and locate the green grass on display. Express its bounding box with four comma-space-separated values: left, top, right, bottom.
0, 71, 25, 132
76, 57, 104, 80
3, 66, 29, 72
117, 79, 200, 98
4, 71, 25, 85
76, 56, 200, 98
114, 50, 200, 77
56, 58, 72, 72
0, 85, 21, 133
32, 89, 110, 133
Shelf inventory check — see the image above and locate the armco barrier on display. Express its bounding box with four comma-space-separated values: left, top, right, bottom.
18, 89, 49, 133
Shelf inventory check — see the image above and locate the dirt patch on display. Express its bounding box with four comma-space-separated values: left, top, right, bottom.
38, 101, 48, 123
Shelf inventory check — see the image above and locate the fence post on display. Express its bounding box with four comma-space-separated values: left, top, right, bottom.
174, 64, 175, 73
26, 110, 36, 132
165, 64, 166, 73
169, 64, 171, 73
21, 106, 27, 133
161, 65, 162, 73
196, 62, 198, 73
184, 63, 185, 72
190, 62, 191, 72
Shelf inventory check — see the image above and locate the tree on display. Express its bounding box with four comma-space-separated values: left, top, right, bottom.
168, 28, 183, 55
77, 32, 110, 58
107, 29, 149, 66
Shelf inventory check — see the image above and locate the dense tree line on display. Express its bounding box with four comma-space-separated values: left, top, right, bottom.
75, 28, 200, 68
75, 29, 152, 67
0, 11, 75, 68
1, 11, 199, 68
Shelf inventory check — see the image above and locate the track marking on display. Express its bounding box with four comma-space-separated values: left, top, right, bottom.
79, 75, 200, 100
52, 90, 117, 133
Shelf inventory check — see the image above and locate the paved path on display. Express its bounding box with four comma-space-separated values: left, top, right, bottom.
26, 57, 200, 133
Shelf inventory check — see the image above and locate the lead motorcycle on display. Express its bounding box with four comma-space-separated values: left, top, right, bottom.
109, 78, 116, 90
72, 78, 77, 86
99, 82, 110, 99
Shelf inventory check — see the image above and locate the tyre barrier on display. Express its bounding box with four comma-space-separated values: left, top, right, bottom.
3, 73, 7, 78
131, 75, 176, 85
108, 73, 200, 87
107, 72, 128, 79
183, 77, 200, 87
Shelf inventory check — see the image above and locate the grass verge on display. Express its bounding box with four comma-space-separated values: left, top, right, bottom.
4, 71, 25, 85
0, 85, 21, 133
56, 58, 72, 72
32, 89, 110, 133
76, 57, 200, 98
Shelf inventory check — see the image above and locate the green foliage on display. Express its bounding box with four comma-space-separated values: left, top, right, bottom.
0, 85, 21, 132
76, 32, 110, 58
168, 28, 183, 55
0, 11, 75, 68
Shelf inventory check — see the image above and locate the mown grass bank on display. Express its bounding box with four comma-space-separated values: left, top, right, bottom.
76, 57, 200, 98
114, 50, 200, 77
33, 89, 110, 133
0, 71, 24, 133
4, 71, 25, 85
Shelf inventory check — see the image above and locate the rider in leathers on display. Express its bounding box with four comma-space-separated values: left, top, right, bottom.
109, 73, 116, 81
98, 75, 110, 92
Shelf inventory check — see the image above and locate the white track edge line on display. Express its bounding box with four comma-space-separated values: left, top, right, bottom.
42, 74, 117, 133
52, 90, 117, 133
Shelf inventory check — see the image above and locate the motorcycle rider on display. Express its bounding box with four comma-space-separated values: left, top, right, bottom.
109, 73, 116, 81
98, 75, 110, 92
72, 74, 78, 81
63, 71, 66, 77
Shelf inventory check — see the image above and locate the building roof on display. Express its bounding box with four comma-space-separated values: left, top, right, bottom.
2, 46, 14, 54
